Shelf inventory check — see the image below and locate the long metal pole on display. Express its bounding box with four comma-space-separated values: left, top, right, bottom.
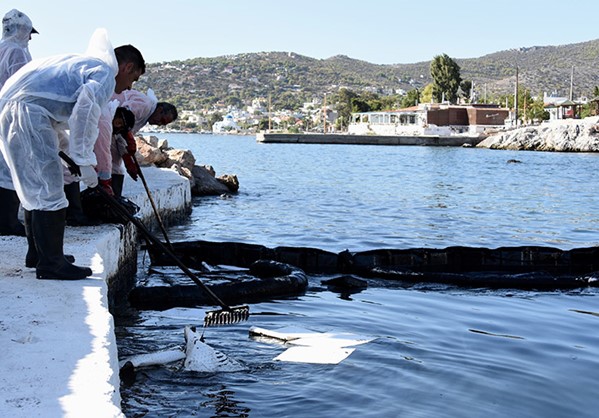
514, 66, 519, 126
133, 156, 173, 250
569, 66, 574, 101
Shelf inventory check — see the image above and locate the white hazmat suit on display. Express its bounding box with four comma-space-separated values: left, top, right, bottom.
111, 88, 158, 175
0, 29, 117, 211
0, 28, 119, 281
0, 9, 34, 88
0, 9, 36, 236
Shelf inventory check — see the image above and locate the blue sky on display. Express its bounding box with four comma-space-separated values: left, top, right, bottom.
21, 0, 599, 65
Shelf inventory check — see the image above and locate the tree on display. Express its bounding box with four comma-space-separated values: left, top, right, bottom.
208, 113, 223, 130
430, 54, 462, 104
401, 89, 420, 108
351, 97, 371, 113
379, 95, 401, 110
334, 88, 360, 129
420, 83, 434, 104
224, 95, 243, 108
526, 93, 549, 122
459, 80, 472, 103
258, 118, 270, 131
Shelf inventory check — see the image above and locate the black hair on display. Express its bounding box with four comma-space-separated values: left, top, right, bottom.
114, 45, 146, 75
157, 102, 178, 121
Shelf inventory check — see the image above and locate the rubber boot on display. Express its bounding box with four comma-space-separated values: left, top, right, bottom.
111, 174, 125, 198
0, 186, 26, 236
32, 209, 92, 280
24, 209, 75, 268
64, 181, 101, 226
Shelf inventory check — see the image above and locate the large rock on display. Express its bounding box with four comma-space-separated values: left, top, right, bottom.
137, 135, 239, 196
477, 117, 599, 151
159, 149, 196, 173
217, 174, 239, 192
136, 137, 168, 165
190, 166, 231, 195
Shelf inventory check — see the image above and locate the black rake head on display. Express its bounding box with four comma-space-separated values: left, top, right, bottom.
204, 305, 250, 327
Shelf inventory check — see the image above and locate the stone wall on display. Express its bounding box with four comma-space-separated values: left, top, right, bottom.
105, 166, 191, 314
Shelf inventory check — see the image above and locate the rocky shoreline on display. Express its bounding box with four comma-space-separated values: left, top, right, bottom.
477, 116, 599, 152
135, 135, 239, 196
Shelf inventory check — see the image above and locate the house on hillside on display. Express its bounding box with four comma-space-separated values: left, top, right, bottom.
212, 114, 240, 133
348, 104, 509, 136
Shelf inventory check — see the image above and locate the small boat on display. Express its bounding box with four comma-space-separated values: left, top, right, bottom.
146, 240, 599, 291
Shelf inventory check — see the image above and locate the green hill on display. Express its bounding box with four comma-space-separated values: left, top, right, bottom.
133, 39, 599, 110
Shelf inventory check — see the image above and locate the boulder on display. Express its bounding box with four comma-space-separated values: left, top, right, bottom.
190, 165, 231, 196
477, 117, 599, 151
217, 174, 239, 192
157, 138, 169, 150
136, 136, 168, 166
160, 149, 196, 172
136, 135, 239, 196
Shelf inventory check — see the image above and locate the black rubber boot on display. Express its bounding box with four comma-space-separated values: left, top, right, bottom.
64, 182, 101, 226
24, 209, 75, 268
0, 186, 26, 236
111, 174, 125, 198
32, 209, 92, 280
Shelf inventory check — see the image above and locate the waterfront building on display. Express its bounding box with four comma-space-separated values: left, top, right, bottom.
348, 104, 509, 136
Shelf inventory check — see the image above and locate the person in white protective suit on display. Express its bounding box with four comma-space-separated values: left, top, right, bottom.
109, 89, 177, 197
0, 29, 133, 280
67, 44, 146, 224
0, 9, 38, 236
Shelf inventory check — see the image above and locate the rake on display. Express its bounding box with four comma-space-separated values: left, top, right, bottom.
95, 185, 250, 326
132, 154, 174, 251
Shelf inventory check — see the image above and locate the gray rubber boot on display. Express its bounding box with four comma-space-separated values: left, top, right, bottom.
32, 209, 92, 280
0, 186, 25, 236
24, 210, 75, 268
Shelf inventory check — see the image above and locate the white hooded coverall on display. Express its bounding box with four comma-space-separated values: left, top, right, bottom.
0, 30, 117, 211
0, 9, 35, 190
111, 88, 158, 175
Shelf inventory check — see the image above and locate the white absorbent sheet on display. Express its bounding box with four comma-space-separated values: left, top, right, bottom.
249, 326, 374, 364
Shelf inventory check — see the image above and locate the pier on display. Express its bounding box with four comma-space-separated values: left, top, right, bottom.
256, 132, 484, 146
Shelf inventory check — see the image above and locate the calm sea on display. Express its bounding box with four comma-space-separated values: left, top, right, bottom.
116, 133, 599, 417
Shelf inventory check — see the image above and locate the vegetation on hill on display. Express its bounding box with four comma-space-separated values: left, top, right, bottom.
133, 39, 599, 112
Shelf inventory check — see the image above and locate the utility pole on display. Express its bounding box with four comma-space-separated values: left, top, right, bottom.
514, 65, 519, 127
523, 89, 527, 124
569, 66, 574, 101
268, 94, 272, 131
322, 93, 327, 134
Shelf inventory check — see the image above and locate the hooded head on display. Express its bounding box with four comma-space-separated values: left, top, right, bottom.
2, 9, 36, 46
85, 28, 118, 78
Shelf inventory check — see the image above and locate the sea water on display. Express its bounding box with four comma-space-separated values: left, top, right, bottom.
116, 134, 599, 417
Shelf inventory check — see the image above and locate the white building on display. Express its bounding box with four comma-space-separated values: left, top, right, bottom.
212, 114, 240, 133
348, 104, 509, 136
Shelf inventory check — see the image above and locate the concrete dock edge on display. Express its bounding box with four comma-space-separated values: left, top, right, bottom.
0, 167, 191, 417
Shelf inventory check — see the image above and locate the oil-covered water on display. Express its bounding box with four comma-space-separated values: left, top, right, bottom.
117, 134, 599, 417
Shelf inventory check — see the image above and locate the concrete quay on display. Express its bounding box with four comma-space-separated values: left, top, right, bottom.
256, 132, 484, 146
0, 167, 191, 418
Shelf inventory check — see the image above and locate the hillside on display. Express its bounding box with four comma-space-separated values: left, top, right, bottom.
132, 39, 599, 111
